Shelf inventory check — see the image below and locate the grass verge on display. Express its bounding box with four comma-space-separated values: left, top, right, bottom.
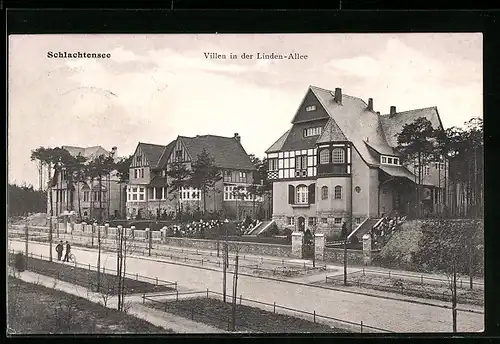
7, 277, 173, 334
8, 253, 174, 295
146, 297, 349, 333
322, 273, 483, 306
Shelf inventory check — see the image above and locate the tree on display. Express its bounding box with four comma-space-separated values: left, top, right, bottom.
63, 153, 87, 216
414, 219, 482, 332
87, 154, 115, 223
232, 186, 247, 221
395, 117, 437, 218
189, 149, 222, 214
115, 155, 133, 218
166, 161, 192, 219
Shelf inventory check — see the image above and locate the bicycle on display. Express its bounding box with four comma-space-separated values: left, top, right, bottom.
64, 253, 76, 264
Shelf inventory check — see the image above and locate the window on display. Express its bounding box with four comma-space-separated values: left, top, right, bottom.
136, 155, 142, 165
332, 148, 345, 164
141, 168, 144, 178
239, 171, 247, 183
134, 169, 138, 178
175, 150, 182, 160
381, 156, 400, 166
387, 157, 393, 164
382, 189, 387, 194
296, 185, 308, 204
321, 218, 328, 224
424, 165, 430, 176
268, 159, 278, 171
180, 187, 201, 201
129, 186, 146, 202
288, 217, 295, 226
321, 186, 328, 200
308, 217, 317, 226
304, 127, 322, 137
319, 149, 330, 164
155, 187, 163, 200
355, 218, 361, 225
305, 105, 316, 112
295, 155, 307, 170
394, 158, 399, 165
83, 191, 90, 202
334, 185, 342, 199
334, 218, 342, 225
381, 156, 387, 164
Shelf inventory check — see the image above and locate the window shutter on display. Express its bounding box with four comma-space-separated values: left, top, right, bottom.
288, 185, 295, 204
308, 183, 316, 204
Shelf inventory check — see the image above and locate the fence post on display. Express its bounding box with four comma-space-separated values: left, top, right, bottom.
389, 270, 391, 278
202, 259, 204, 265
363, 268, 365, 276
273, 302, 276, 313
421, 275, 423, 284
103, 267, 106, 274
136, 273, 138, 280
191, 309, 194, 320
207, 288, 209, 299
460, 279, 463, 288
156, 277, 158, 286
240, 295, 242, 305
361, 321, 363, 333
313, 310, 316, 323
88, 264, 90, 271
176, 290, 179, 301
142, 294, 145, 304
227, 318, 231, 331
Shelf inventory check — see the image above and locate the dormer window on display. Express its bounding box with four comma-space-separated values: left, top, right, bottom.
380, 155, 400, 166
304, 127, 322, 137
305, 105, 316, 112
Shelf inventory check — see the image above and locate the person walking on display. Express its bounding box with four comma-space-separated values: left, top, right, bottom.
63, 241, 71, 262
55, 240, 64, 261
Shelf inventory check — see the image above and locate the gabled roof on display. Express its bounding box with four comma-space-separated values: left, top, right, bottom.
155, 140, 176, 170
265, 85, 444, 167
136, 142, 166, 168
280, 119, 329, 152
379, 107, 443, 147
179, 135, 256, 170
62, 145, 115, 161
309, 85, 392, 165
317, 117, 347, 144
266, 129, 290, 153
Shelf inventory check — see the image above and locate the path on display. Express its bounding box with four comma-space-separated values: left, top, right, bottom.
12, 270, 225, 333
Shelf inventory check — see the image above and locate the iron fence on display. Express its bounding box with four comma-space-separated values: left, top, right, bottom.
142, 289, 393, 333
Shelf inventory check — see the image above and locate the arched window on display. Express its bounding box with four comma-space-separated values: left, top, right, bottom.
334, 185, 342, 199
319, 149, 330, 164
332, 148, 345, 164
321, 186, 329, 200
296, 185, 308, 204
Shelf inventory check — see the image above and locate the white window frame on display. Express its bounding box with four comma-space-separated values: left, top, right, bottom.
321, 186, 328, 200
319, 149, 330, 164
305, 105, 316, 112
304, 127, 322, 137
128, 186, 146, 202
334, 218, 342, 225
288, 217, 295, 225
334, 185, 342, 199
332, 148, 345, 164
380, 155, 401, 166
180, 186, 201, 201
296, 185, 308, 204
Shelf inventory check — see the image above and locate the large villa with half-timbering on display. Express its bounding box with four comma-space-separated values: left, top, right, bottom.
265, 85, 449, 238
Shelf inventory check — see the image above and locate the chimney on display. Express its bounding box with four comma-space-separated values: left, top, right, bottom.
390, 106, 397, 116
367, 98, 373, 111
334, 88, 342, 104
376, 111, 380, 115
234, 133, 241, 143
110, 146, 118, 157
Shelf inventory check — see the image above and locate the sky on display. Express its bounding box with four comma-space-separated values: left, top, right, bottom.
8, 33, 482, 187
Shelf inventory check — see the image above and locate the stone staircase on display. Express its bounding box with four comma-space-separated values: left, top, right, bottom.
245, 220, 274, 236
348, 217, 381, 241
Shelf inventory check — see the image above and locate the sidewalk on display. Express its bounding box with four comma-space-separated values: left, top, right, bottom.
11, 229, 484, 287
13, 270, 226, 334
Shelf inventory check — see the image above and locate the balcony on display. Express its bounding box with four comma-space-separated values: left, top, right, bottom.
317, 163, 348, 175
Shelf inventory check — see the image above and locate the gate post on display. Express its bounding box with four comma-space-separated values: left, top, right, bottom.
291, 231, 304, 259
362, 234, 372, 265
314, 233, 325, 261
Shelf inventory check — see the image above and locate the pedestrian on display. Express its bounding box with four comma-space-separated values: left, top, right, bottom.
55, 240, 64, 261
63, 241, 71, 262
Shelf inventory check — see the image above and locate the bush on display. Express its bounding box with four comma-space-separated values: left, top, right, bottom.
14, 253, 26, 273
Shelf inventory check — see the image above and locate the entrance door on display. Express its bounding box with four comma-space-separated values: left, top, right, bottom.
302, 228, 314, 258
298, 216, 305, 232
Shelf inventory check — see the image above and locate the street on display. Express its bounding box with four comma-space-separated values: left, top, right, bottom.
9, 240, 484, 333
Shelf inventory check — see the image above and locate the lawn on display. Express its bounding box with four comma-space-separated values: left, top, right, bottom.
323, 272, 483, 306
8, 253, 175, 295
146, 297, 349, 333
7, 277, 173, 334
